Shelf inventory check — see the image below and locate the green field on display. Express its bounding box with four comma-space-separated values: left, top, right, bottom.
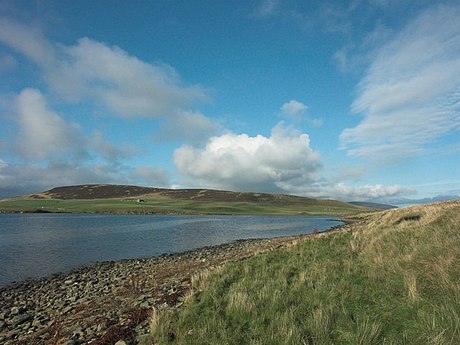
0, 184, 374, 216
149, 201, 460, 344
0, 195, 370, 216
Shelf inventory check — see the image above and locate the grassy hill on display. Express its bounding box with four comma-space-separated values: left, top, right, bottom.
0, 184, 371, 216
149, 201, 460, 344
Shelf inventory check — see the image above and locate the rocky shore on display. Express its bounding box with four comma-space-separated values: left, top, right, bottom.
0, 226, 345, 345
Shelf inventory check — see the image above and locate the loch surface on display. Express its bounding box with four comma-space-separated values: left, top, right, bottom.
0, 213, 342, 287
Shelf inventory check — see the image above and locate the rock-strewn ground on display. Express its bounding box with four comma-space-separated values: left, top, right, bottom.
0, 228, 345, 345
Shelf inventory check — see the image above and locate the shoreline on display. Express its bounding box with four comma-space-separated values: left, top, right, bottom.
0, 219, 344, 291
0, 224, 347, 345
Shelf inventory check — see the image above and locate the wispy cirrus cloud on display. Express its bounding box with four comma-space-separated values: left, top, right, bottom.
340, 4, 460, 161
253, 0, 280, 18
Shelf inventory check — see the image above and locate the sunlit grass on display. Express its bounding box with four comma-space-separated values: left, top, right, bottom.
0, 197, 368, 216
150, 201, 460, 344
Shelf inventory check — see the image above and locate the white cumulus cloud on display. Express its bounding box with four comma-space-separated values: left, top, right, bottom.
340, 4, 460, 161
280, 100, 308, 121
316, 183, 415, 201
14, 88, 83, 160
174, 123, 321, 193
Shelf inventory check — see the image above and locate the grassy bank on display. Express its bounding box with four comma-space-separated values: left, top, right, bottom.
149, 201, 460, 344
0, 197, 369, 216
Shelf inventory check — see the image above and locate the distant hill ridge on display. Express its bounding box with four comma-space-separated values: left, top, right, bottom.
30, 184, 318, 203
1, 184, 374, 215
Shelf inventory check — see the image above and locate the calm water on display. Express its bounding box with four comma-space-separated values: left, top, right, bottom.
0, 213, 342, 287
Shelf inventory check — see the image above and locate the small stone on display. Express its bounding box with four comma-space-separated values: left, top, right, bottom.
64, 279, 73, 285
11, 313, 31, 326
0, 320, 5, 329
39, 332, 51, 340
70, 328, 84, 340
32, 318, 42, 327
115, 341, 127, 345
22, 321, 32, 329
6, 328, 20, 338
62, 306, 73, 314
10, 307, 20, 315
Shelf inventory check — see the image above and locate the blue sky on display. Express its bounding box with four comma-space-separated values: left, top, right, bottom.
0, 0, 459, 202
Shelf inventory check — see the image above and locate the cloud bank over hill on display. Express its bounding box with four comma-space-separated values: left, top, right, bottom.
174, 123, 321, 193
173, 122, 411, 201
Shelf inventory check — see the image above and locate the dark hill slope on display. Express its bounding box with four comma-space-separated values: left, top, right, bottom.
35, 184, 320, 204
40, 184, 160, 199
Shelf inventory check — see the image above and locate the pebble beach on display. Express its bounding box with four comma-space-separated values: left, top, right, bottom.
0, 228, 345, 345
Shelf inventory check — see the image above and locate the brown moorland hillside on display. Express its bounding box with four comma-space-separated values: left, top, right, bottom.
29, 184, 319, 203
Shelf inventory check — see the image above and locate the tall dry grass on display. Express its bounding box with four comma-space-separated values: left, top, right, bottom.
149, 201, 460, 344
